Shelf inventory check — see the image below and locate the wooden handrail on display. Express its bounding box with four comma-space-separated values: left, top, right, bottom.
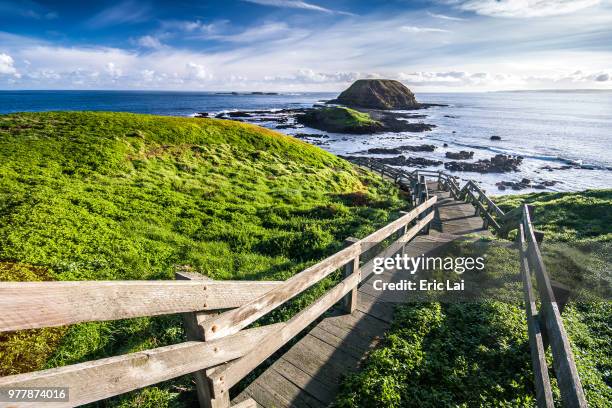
521, 205, 587, 407
207, 208, 436, 398
517, 223, 554, 408
349, 157, 508, 235
350, 156, 587, 407
0, 179, 438, 407
200, 196, 437, 341
0, 280, 283, 332
0, 323, 282, 408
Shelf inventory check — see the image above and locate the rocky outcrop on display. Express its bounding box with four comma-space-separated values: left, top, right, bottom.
327, 79, 420, 110
296, 107, 384, 134
445, 154, 522, 173
341, 155, 442, 168
296, 107, 435, 134
361, 144, 436, 154
496, 179, 559, 191
445, 151, 474, 160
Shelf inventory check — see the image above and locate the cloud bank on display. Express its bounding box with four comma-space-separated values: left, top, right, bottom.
0, 1, 611, 91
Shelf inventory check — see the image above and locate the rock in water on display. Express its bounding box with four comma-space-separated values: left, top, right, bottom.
445, 151, 474, 160
445, 154, 522, 173
328, 79, 420, 110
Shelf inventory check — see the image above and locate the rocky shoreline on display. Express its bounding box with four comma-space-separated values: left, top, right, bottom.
193, 79, 608, 193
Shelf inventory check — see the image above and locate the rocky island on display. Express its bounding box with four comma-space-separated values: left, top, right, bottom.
297, 79, 437, 133
327, 79, 421, 110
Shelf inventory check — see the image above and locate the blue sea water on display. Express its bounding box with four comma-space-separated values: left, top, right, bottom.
1, 90, 611, 194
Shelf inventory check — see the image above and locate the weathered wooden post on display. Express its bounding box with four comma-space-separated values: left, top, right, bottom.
342, 237, 360, 313
176, 267, 231, 408
415, 180, 430, 235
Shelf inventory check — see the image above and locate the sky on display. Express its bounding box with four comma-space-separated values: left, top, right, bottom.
0, 0, 611, 92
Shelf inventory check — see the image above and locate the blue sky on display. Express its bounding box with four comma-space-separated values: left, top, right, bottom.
0, 0, 611, 91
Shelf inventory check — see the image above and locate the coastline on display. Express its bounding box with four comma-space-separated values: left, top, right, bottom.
0, 90, 611, 195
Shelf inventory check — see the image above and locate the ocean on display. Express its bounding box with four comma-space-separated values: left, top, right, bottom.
1, 90, 610, 195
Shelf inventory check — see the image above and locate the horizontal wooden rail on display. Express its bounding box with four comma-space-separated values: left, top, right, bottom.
360, 211, 435, 280
467, 181, 505, 218
0, 280, 283, 332
0, 323, 283, 408
200, 196, 436, 341
465, 187, 502, 232
209, 270, 362, 397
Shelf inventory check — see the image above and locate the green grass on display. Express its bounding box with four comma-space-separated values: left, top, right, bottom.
0, 111, 408, 406
335, 190, 612, 407
298, 106, 381, 132
320, 107, 379, 127
494, 189, 612, 242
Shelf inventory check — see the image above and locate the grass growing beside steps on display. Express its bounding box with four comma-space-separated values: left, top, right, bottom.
0, 111, 409, 407
335, 191, 611, 407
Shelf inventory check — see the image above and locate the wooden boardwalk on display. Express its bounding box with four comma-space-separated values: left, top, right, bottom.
232, 184, 491, 407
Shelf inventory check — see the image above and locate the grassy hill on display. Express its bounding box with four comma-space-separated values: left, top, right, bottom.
297, 106, 382, 133
335, 190, 611, 407
0, 111, 408, 406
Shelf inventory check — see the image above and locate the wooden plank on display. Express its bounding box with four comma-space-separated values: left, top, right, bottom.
208, 272, 361, 396
0, 280, 283, 332
0, 323, 284, 408
253, 365, 323, 408
202, 197, 436, 342
309, 325, 371, 360
231, 399, 257, 408
518, 224, 555, 408
241, 380, 293, 408
232, 393, 263, 408
522, 205, 587, 407
356, 291, 396, 323
322, 311, 388, 341
271, 358, 335, 404
281, 334, 358, 386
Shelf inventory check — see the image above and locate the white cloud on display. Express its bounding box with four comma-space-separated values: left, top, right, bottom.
105, 62, 123, 78
211, 22, 300, 43
447, 0, 601, 18
87, 0, 150, 28
0, 53, 19, 77
265, 69, 368, 84
161, 19, 228, 35
400, 25, 451, 33
1, 3, 611, 91
141, 69, 156, 82
136, 35, 163, 49
186, 62, 211, 80
427, 11, 466, 21
243, 0, 354, 15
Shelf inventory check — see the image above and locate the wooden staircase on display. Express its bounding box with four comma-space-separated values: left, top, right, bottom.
232, 183, 491, 407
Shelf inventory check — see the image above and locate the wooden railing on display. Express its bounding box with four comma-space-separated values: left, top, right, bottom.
517, 205, 586, 407
350, 157, 507, 235
0, 191, 437, 407
351, 157, 587, 408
